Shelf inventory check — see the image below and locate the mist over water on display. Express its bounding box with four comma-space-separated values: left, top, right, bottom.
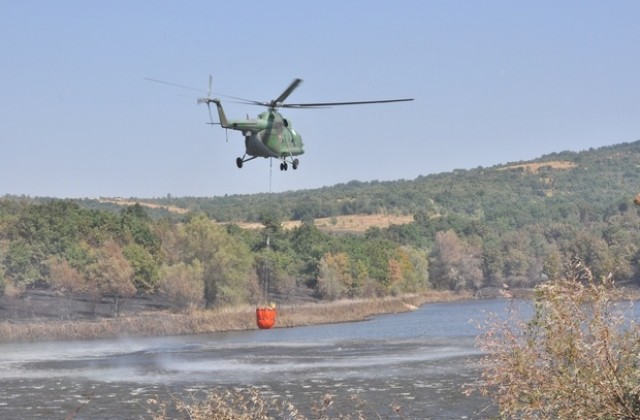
0, 299, 522, 419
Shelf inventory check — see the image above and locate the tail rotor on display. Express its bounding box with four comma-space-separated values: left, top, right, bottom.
197, 75, 216, 125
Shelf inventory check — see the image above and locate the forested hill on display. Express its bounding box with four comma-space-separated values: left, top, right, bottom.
2, 140, 640, 315
83, 139, 640, 291
81, 139, 640, 225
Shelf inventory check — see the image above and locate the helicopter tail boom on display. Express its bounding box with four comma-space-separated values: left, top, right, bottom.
211, 99, 229, 128
200, 98, 268, 134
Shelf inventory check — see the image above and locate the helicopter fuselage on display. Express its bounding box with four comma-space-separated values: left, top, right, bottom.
213, 100, 304, 161
244, 111, 304, 159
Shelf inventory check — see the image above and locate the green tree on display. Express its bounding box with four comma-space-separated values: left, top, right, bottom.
316, 252, 352, 300
289, 222, 335, 285
3, 239, 43, 286
350, 235, 395, 286
389, 246, 430, 293
120, 204, 161, 254
123, 243, 159, 291
183, 214, 255, 306
572, 232, 617, 281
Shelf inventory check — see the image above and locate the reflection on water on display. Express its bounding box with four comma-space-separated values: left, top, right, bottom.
0, 299, 525, 419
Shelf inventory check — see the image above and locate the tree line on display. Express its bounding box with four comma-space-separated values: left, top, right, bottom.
0, 200, 431, 316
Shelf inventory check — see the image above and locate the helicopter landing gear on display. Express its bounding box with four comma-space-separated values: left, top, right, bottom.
236, 155, 257, 168
279, 159, 299, 171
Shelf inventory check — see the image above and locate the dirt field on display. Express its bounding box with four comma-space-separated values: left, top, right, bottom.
498, 160, 577, 173
232, 213, 414, 233
97, 198, 413, 234
97, 198, 190, 214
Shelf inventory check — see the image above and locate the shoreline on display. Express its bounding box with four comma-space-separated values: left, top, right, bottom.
0, 291, 472, 343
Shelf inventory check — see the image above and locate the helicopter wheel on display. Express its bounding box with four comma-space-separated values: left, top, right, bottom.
292, 159, 299, 170
236, 157, 243, 168
280, 162, 288, 171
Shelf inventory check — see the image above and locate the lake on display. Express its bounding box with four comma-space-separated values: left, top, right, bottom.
0, 299, 530, 419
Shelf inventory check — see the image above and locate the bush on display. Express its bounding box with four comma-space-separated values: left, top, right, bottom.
147, 387, 397, 420
148, 388, 300, 420
471, 258, 640, 418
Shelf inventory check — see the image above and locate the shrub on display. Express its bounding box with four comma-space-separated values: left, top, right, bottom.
147, 388, 396, 420
471, 258, 640, 418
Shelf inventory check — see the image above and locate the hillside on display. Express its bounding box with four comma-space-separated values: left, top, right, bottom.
76, 140, 640, 225
2, 140, 640, 321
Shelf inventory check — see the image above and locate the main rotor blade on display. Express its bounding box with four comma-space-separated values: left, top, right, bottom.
280, 98, 414, 108
145, 76, 256, 103
273, 78, 303, 105
144, 77, 206, 93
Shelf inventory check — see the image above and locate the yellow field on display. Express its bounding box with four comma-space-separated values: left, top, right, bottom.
97, 198, 412, 233
98, 198, 190, 214
498, 160, 577, 173
233, 213, 414, 233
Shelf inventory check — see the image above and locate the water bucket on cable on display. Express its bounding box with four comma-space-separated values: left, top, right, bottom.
256, 306, 276, 329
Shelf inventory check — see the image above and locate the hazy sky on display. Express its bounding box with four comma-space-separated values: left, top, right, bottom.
2, 1, 639, 198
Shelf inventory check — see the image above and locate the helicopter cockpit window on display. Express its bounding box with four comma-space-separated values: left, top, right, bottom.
283, 119, 289, 127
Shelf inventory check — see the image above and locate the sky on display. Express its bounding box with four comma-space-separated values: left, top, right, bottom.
1, 1, 639, 198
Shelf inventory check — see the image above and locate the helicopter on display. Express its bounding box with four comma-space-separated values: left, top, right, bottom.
148, 76, 413, 171
145, 75, 413, 171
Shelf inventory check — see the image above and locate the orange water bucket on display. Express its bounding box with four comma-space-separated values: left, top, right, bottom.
256, 307, 276, 329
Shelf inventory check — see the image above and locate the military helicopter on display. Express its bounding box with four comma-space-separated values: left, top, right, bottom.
198, 76, 413, 171
148, 76, 413, 171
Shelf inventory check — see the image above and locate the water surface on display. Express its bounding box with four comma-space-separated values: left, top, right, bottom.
0, 299, 525, 419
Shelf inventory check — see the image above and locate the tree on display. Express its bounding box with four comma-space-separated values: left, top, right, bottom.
351, 236, 395, 286
0, 240, 8, 297
120, 204, 161, 254
159, 261, 204, 312
183, 214, 255, 306
3, 239, 43, 286
388, 246, 430, 293
430, 230, 482, 290
123, 243, 159, 291
316, 252, 353, 300
48, 258, 86, 318
572, 232, 617, 281
88, 240, 136, 317
289, 222, 334, 286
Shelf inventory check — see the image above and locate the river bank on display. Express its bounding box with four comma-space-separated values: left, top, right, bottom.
0, 290, 472, 343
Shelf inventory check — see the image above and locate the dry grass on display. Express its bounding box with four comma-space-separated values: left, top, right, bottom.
98, 198, 189, 214
313, 213, 414, 233
229, 213, 414, 234
96, 200, 414, 233
0, 291, 470, 343
147, 387, 403, 420
497, 160, 577, 173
